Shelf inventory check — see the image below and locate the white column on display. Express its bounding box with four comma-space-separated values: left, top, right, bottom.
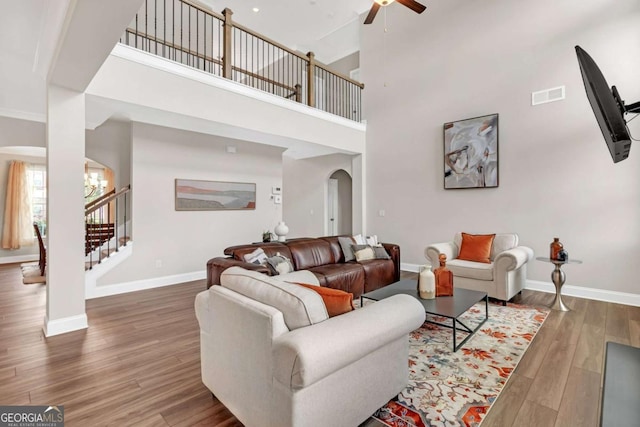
351, 152, 366, 235
44, 85, 88, 336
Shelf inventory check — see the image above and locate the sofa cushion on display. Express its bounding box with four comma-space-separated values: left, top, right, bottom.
447, 259, 494, 281
291, 282, 355, 317
320, 236, 347, 263
359, 259, 396, 293
308, 263, 365, 297
457, 233, 495, 264
220, 267, 328, 330
286, 239, 335, 270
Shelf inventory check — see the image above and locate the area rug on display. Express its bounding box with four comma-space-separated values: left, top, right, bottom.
366, 301, 548, 427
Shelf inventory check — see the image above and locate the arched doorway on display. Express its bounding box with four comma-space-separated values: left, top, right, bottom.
327, 169, 352, 235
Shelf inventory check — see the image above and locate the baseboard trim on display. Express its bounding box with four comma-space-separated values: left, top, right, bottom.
43, 314, 88, 337
0, 254, 39, 264
525, 280, 640, 307
86, 270, 207, 299
400, 264, 640, 307
401, 263, 422, 273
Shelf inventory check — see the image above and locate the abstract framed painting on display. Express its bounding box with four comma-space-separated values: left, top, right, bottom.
175, 179, 256, 211
443, 113, 499, 189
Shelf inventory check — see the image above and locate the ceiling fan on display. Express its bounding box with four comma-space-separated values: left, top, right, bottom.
364, 0, 427, 25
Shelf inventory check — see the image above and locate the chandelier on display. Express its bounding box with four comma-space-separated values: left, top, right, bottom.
84, 172, 107, 199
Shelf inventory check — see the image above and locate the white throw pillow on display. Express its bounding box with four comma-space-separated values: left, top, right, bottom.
352, 234, 366, 245
353, 245, 375, 262
243, 247, 268, 265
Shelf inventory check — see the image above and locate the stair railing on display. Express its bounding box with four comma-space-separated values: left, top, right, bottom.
85, 185, 131, 270
119, 0, 364, 122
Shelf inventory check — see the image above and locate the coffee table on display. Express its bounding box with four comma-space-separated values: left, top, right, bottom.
361, 279, 488, 352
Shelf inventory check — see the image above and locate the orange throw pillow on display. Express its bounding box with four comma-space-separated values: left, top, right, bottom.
291, 282, 355, 317
457, 233, 496, 264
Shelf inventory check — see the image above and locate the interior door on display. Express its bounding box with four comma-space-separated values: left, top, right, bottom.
327, 178, 339, 235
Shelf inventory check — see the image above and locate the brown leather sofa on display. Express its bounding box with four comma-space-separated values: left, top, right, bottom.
206, 236, 401, 298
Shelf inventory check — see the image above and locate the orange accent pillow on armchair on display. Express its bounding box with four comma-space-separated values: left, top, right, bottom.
457, 233, 496, 264
291, 282, 355, 317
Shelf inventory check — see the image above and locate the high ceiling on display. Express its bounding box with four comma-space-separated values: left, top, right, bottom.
0, 0, 378, 122
197, 0, 373, 63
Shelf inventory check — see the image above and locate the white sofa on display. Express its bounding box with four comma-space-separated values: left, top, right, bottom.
194, 267, 426, 427
425, 233, 533, 304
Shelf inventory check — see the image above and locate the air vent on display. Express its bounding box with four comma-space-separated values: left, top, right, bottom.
531, 86, 566, 106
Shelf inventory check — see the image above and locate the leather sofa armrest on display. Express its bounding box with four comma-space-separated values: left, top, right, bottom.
206, 257, 271, 289
493, 246, 534, 273
272, 294, 425, 389
425, 241, 458, 267
382, 243, 401, 281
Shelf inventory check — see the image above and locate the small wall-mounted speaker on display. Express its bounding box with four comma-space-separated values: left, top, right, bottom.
531, 86, 566, 106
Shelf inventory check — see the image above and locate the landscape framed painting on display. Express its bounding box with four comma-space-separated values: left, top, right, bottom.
443, 113, 499, 189
175, 179, 256, 211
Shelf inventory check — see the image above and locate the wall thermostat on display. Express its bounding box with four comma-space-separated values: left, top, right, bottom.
272, 186, 282, 195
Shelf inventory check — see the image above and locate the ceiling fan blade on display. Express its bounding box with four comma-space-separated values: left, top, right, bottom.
396, 0, 427, 14
364, 3, 381, 24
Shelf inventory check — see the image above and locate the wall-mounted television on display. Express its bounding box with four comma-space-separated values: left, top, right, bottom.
575, 45, 640, 163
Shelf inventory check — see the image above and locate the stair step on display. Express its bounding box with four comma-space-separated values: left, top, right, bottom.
85, 261, 99, 271
119, 236, 131, 244
101, 248, 118, 257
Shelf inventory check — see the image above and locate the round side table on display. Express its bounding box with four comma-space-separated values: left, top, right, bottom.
536, 257, 582, 311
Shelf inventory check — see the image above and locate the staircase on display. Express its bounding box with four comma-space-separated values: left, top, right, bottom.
85, 185, 132, 270
85, 223, 115, 255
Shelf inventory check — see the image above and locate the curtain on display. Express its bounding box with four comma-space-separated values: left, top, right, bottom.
103, 167, 115, 223
2, 161, 34, 249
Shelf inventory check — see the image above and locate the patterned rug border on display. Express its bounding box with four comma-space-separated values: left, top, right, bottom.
369, 300, 550, 427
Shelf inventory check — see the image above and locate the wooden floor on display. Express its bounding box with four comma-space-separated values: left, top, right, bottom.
0, 265, 638, 426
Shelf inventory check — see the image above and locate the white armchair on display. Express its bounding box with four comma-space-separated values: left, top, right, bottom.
425, 233, 533, 304
195, 267, 426, 427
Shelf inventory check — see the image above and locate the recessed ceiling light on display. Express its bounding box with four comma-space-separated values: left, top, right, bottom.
252, 7, 259, 12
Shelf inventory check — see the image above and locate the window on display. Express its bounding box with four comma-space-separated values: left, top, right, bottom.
27, 164, 46, 236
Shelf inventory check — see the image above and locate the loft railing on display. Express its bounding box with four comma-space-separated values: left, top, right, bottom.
119, 0, 363, 122
85, 185, 131, 269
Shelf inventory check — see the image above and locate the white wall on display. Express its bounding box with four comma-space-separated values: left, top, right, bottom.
361, 0, 640, 294
328, 52, 360, 78
0, 116, 45, 148
283, 153, 354, 238
86, 120, 132, 189
97, 122, 285, 286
